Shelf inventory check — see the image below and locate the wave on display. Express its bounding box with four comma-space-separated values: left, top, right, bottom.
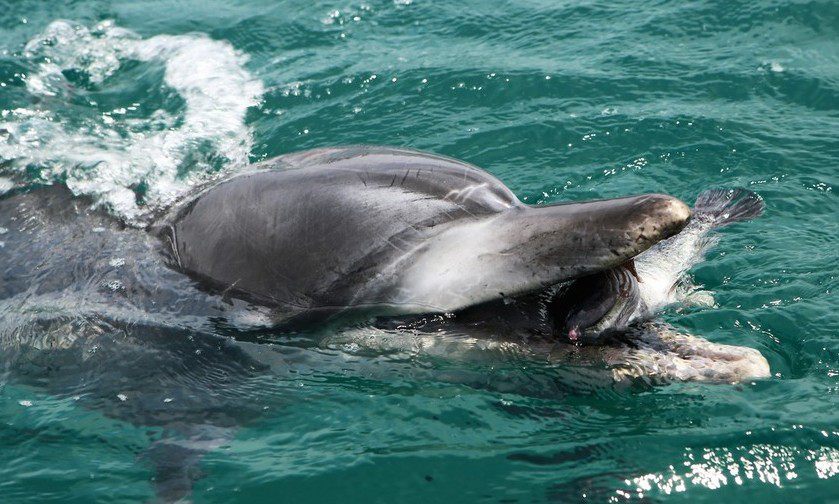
0, 20, 264, 222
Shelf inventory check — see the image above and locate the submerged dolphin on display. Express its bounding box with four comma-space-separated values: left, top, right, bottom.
153, 146, 691, 322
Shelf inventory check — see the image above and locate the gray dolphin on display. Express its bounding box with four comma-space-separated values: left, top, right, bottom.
153, 146, 691, 322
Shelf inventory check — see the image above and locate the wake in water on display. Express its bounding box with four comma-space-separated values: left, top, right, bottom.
0, 20, 264, 222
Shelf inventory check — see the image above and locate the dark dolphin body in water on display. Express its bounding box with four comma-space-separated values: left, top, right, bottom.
0, 186, 271, 499
0, 146, 768, 501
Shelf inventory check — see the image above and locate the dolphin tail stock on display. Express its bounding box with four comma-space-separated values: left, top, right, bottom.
140, 424, 237, 503
693, 188, 765, 228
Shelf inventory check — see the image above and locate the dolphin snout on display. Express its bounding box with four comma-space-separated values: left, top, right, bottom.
488, 192, 692, 292
632, 194, 692, 246
565, 193, 692, 271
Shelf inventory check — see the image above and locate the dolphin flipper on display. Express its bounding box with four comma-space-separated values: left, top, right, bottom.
141, 425, 235, 502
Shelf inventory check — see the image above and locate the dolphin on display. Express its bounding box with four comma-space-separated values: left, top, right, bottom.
153, 146, 692, 323
0, 156, 764, 502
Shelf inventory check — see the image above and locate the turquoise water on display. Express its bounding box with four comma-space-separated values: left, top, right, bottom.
1, 1, 837, 502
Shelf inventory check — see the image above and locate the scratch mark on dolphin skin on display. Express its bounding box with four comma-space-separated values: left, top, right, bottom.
220, 279, 241, 303
356, 172, 367, 187
401, 170, 410, 186
163, 225, 183, 267
384, 237, 406, 253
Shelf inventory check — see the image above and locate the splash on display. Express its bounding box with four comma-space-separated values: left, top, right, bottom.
0, 20, 264, 222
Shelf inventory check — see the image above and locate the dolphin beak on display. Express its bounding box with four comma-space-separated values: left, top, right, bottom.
560, 193, 691, 261
388, 192, 692, 313
632, 194, 692, 243
503, 193, 692, 284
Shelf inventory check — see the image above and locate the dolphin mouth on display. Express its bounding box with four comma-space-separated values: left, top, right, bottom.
548, 258, 644, 344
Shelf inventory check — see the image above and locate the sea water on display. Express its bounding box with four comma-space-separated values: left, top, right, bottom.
0, 1, 836, 502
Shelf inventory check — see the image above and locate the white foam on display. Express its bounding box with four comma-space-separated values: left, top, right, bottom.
0, 177, 13, 195
0, 20, 264, 222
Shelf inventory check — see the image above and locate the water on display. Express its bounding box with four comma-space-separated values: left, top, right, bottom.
0, 1, 837, 502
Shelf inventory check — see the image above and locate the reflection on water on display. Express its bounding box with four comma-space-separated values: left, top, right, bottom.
624, 444, 839, 499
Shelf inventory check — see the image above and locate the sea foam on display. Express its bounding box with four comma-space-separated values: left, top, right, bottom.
0, 20, 264, 222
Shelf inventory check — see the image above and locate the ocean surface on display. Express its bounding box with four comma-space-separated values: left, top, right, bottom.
0, 1, 837, 502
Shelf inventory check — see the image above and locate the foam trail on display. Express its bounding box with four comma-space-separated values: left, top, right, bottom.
0, 20, 264, 222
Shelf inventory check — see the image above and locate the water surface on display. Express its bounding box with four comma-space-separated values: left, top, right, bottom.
0, 1, 837, 502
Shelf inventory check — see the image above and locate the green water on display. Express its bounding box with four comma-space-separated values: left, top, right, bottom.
0, 1, 837, 502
